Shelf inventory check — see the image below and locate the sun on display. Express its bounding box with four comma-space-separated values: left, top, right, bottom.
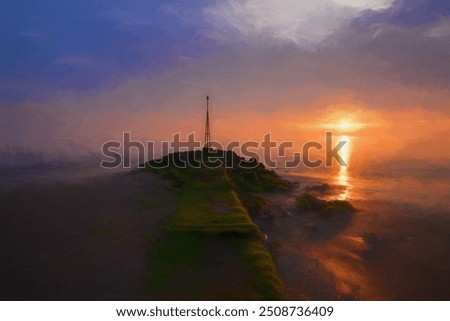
328, 118, 365, 132
314, 106, 370, 132
323, 118, 360, 132
338, 120, 353, 130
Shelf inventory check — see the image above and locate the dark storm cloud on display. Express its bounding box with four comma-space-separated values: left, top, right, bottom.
353, 0, 450, 27
341, 0, 450, 88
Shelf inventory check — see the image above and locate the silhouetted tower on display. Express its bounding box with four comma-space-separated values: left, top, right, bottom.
204, 95, 211, 149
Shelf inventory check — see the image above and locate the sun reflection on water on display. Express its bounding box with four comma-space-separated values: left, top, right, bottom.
337, 135, 351, 200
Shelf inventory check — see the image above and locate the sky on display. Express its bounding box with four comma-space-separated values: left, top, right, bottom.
1, 0, 450, 171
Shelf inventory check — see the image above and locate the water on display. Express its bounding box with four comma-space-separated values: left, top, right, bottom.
0, 162, 130, 190
1, 161, 448, 299
259, 169, 450, 300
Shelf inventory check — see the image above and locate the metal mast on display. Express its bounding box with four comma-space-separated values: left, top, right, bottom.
204, 95, 211, 149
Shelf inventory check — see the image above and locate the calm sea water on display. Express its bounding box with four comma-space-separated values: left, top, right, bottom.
260, 168, 450, 300
0, 163, 129, 190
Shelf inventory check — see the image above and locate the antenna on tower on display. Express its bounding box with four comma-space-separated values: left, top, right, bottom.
204, 95, 211, 150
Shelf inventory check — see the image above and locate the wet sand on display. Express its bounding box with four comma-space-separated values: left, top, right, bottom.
0, 170, 177, 300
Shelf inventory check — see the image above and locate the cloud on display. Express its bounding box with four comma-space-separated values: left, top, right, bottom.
335, 16, 450, 88
353, 0, 450, 27
334, 0, 393, 10
203, 0, 394, 46
2, 0, 450, 163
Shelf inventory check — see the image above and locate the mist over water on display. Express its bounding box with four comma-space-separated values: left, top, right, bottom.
0, 140, 449, 300
260, 156, 450, 300
0, 162, 129, 190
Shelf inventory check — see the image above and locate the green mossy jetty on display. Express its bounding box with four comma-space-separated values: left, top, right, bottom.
142, 149, 290, 300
